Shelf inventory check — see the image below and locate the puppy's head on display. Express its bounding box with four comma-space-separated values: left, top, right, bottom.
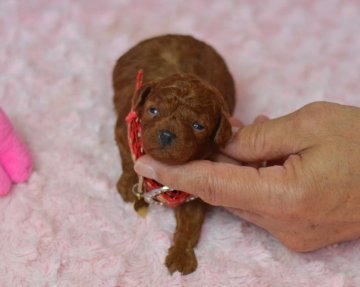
133, 74, 232, 164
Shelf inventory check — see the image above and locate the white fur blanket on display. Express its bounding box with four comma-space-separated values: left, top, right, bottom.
1, 0, 359, 286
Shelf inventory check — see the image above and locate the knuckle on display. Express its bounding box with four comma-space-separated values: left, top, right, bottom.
302, 101, 331, 115
196, 162, 224, 205
240, 123, 267, 158
198, 167, 219, 204
295, 101, 332, 131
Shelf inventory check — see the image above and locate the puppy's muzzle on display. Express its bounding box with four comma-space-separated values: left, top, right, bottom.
158, 130, 176, 147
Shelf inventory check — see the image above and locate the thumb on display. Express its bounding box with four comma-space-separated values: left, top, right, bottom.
224, 112, 308, 162
134, 155, 288, 212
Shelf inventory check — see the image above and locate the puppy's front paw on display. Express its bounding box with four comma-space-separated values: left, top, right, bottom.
117, 175, 136, 203
165, 245, 197, 275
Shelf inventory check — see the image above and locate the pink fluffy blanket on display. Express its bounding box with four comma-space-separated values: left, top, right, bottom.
1, 1, 360, 286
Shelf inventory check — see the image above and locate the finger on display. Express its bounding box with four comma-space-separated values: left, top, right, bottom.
254, 115, 269, 123
253, 114, 270, 167
229, 117, 243, 127
229, 117, 243, 136
244, 116, 270, 167
212, 152, 242, 165
134, 155, 289, 213
223, 111, 308, 162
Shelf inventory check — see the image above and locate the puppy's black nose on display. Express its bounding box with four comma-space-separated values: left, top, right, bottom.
158, 130, 175, 147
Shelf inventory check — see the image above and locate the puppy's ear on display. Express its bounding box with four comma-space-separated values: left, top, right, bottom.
214, 111, 232, 146
132, 83, 153, 115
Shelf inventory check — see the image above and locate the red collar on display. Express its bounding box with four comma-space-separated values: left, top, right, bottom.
126, 70, 195, 208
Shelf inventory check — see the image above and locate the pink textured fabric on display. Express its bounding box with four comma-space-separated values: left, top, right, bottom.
0, 1, 360, 286
0, 108, 32, 195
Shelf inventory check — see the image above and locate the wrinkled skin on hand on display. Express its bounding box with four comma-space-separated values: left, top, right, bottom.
134, 102, 360, 252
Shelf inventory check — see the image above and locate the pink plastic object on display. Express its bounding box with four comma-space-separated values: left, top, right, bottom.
0, 108, 33, 196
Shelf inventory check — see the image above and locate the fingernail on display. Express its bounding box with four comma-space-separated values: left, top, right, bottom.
134, 158, 156, 179
231, 126, 239, 134
229, 117, 243, 127
254, 115, 269, 123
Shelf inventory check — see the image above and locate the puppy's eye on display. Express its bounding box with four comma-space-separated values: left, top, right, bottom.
148, 107, 159, 116
192, 123, 205, 131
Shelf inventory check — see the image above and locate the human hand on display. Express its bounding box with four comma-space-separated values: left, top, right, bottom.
134, 102, 360, 252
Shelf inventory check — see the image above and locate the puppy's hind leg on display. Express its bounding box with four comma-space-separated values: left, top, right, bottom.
165, 199, 207, 275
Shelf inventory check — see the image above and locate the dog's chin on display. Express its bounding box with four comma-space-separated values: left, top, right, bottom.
143, 144, 216, 165
143, 146, 194, 165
